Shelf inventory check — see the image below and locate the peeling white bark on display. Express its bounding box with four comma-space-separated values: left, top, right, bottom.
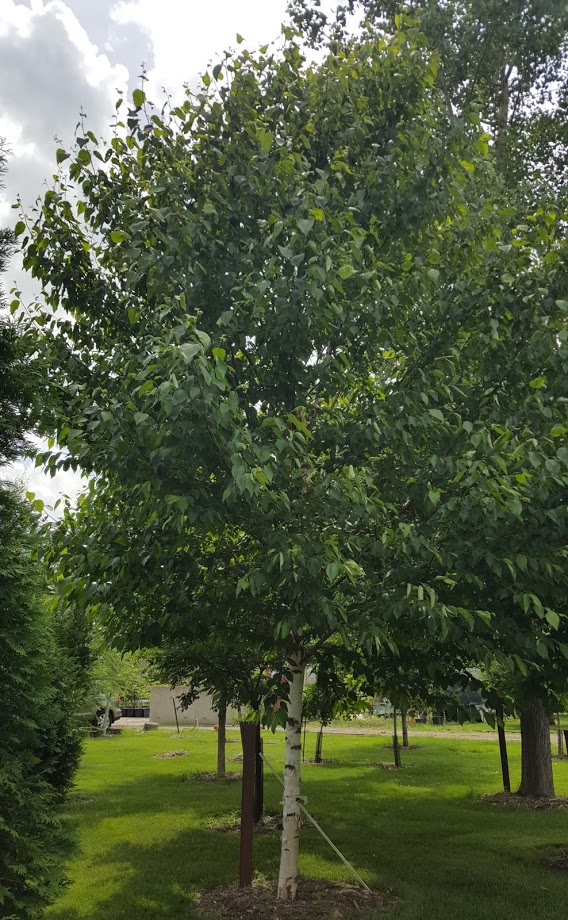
277, 654, 305, 901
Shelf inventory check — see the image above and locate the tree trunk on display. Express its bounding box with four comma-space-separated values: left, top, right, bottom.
254, 722, 263, 823
557, 714, 563, 758
216, 698, 227, 778
518, 700, 554, 798
401, 709, 409, 749
314, 724, 324, 764
277, 655, 305, 902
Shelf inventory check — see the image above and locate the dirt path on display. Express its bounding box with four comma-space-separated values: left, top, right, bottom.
305, 726, 523, 742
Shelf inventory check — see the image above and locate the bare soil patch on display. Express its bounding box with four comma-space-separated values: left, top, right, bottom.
482, 792, 568, 810
153, 750, 190, 760
540, 843, 568, 874
195, 879, 390, 920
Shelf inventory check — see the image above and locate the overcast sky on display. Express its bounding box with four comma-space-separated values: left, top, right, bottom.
1, 0, 308, 512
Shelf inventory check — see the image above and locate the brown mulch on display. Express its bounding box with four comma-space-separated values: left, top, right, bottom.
189, 772, 241, 783
540, 843, 568, 874
195, 879, 391, 920
153, 751, 190, 759
482, 792, 568, 810
229, 754, 244, 762
207, 811, 283, 835
375, 762, 405, 770
384, 744, 422, 751
308, 758, 337, 766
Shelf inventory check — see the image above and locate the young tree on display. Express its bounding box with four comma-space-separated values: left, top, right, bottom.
20, 21, 485, 900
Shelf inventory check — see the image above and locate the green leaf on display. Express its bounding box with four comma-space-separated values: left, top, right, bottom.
14, 221, 25, 236
137, 380, 154, 396
110, 229, 125, 244
257, 129, 273, 152
212, 64, 223, 81
429, 408, 444, 422
326, 562, 340, 584
297, 218, 314, 235
545, 609, 560, 630
311, 208, 325, 221
132, 88, 146, 108
128, 307, 137, 325
33, 499, 44, 514
338, 264, 353, 279
528, 376, 546, 389
179, 343, 200, 362
555, 300, 568, 311
459, 159, 475, 172
56, 148, 69, 164
427, 489, 441, 506
427, 268, 439, 283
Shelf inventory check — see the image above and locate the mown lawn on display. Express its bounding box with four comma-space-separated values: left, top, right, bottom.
47, 728, 568, 920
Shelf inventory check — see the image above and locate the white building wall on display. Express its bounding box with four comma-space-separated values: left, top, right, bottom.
149, 685, 238, 725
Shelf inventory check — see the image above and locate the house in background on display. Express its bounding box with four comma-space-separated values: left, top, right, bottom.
149, 686, 238, 726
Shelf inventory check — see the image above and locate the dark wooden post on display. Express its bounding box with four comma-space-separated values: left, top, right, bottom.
497, 705, 510, 792
239, 722, 256, 887
254, 722, 263, 823
393, 709, 401, 768
401, 709, 409, 749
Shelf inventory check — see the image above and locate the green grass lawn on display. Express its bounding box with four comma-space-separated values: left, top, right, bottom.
47, 728, 568, 920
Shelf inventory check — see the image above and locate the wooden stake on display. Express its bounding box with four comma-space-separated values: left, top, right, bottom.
239, 721, 256, 887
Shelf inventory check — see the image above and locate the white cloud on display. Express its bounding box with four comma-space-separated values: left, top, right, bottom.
111, 0, 288, 99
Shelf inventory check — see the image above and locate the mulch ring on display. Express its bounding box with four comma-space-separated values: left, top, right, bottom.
374, 762, 406, 770
195, 879, 391, 920
481, 792, 568, 810
188, 771, 241, 783
154, 751, 190, 759
206, 810, 283, 834
540, 843, 568, 874
308, 758, 337, 765
384, 744, 422, 751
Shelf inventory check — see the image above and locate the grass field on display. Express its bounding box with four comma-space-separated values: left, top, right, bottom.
329, 715, 568, 734
47, 728, 568, 920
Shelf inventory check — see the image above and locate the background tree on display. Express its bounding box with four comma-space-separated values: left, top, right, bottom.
0, 142, 89, 918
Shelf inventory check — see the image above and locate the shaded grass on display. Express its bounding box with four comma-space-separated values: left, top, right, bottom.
47, 728, 568, 920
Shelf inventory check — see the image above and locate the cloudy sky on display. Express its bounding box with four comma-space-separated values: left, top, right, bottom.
1, 0, 314, 512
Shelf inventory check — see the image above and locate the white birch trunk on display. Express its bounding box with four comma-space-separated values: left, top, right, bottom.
277, 655, 305, 901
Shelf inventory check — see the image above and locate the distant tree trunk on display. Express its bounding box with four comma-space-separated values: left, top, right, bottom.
557, 714, 564, 758
216, 698, 227, 778
314, 724, 324, 763
393, 709, 401, 768
518, 700, 554, 798
277, 655, 305, 902
401, 709, 409, 749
